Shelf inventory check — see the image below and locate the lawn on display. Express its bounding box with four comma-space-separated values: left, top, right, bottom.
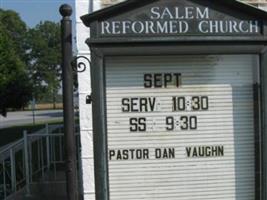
0, 120, 63, 148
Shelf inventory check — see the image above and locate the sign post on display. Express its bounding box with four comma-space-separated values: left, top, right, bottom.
59, 4, 78, 200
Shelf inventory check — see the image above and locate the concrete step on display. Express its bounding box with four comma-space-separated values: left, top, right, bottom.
12, 194, 66, 200
6, 182, 67, 200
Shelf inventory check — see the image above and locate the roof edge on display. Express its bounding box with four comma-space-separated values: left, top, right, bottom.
81, 0, 267, 27
219, 0, 267, 17
81, 0, 158, 27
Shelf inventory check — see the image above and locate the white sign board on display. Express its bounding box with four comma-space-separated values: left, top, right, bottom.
105, 55, 257, 200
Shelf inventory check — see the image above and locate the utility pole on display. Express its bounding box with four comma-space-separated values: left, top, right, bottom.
59, 4, 78, 200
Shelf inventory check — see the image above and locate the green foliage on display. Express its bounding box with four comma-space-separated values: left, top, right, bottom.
27, 21, 61, 105
0, 9, 32, 116
0, 9, 28, 61
0, 9, 63, 115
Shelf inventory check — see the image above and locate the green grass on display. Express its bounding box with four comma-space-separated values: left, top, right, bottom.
0, 120, 63, 148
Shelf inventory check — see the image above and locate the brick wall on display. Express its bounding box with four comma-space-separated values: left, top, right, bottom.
243, 0, 267, 3
242, 0, 267, 11
101, 0, 125, 7
242, 0, 267, 6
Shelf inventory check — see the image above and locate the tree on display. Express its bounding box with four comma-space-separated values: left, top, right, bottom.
27, 21, 61, 108
0, 9, 28, 62
0, 9, 32, 116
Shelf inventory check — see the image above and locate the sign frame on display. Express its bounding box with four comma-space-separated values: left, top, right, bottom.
81, 0, 267, 199
89, 45, 265, 200
82, 0, 267, 43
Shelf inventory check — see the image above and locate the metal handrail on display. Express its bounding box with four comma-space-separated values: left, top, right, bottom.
0, 139, 24, 155
0, 124, 80, 200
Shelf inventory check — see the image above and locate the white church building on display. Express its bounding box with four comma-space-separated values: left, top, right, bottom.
75, 1, 125, 199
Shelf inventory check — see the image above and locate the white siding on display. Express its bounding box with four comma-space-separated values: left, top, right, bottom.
105, 55, 258, 200
75, 0, 102, 199
75, 0, 125, 199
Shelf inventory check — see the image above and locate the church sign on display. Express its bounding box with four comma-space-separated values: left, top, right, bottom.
81, 0, 267, 200
100, 6, 260, 36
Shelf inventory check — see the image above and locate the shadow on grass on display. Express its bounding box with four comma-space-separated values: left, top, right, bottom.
0, 120, 63, 148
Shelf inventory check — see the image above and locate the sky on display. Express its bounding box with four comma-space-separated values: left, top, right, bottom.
0, 0, 75, 28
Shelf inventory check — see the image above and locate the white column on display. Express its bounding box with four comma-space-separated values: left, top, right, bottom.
75, 1, 96, 200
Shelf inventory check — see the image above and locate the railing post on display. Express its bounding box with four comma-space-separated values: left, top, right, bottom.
46, 124, 51, 169
3, 160, 6, 199
23, 131, 30, 195
40, 138, 44, 179
10, 148, 16, 193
